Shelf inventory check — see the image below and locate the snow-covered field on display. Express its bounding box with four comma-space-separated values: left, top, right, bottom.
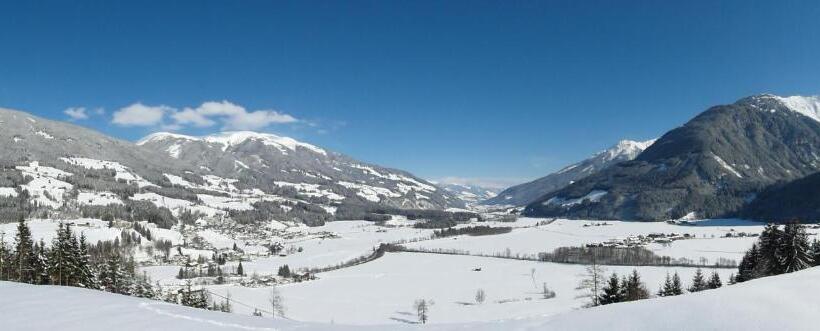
406, 219, 773, 265
3, 266, 820, 330
206, 252, 735, 325
3, 216, 803, 328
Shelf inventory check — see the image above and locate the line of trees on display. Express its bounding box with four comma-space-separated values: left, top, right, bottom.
657, 268, 722, 297
432, 226, 512, 238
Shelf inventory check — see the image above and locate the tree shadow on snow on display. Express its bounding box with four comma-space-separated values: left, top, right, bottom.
390, 313, 420, 325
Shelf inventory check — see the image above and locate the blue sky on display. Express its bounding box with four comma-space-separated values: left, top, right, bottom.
1, 1, 819, 188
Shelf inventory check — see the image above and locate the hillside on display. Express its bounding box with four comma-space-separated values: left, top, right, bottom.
484, 139, 654, 206
524, 94, 820, 221
0, 107, 462, 228
741, 171, 820, 222
137, 131, 460, 210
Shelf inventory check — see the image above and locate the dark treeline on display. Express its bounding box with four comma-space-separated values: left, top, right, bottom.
394, 244, 735, 269
229, 201, 332, 226
433, 226, 512, 238
539, 246, 737, 268
336, 203, 477, 224
735, 223, 816, 283
79, 200, 177, 229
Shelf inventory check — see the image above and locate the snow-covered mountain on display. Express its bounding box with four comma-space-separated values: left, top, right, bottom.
137, 131, 461, 210
436, 182, 500, 204
483, 139, 655, 206
0, 107, 462, 227
525, 94, 820, 221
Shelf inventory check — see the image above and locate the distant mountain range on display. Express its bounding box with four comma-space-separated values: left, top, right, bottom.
0, 107, 462, 226
524, 94, 820, 221
436, 182, 500, 205
137, 131, 461, 210
483, 139, 655, 206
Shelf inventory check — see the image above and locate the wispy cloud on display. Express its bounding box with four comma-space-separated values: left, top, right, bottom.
112, 103, 172, 126
112, 100, 299, 131
64, 107, 89, 120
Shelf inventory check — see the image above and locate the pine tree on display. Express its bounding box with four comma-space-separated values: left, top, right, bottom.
236, 261, 244, 276
131, 271, 156, 299
778, 223, 813, 273
688, 268, 707, 292
48, 223, 69, 285
810, 240, 820, 267
758, 224, 783, 276
180, 282, 209, 309
13, 217, 35, 283
599, 273, 623, 304
76, 234, 98, 289
100, 254, 131, 294
707, 271, 722, 289
0, 234, 11, 281
736, 244, 760, 282
671, 272, 683, 295
277, 264, 291, 278
622, 269, 649, 302
658, 273, 673, 297
31, 240, 49, 285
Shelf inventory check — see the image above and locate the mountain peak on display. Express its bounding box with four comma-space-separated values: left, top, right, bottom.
138, 131, 327, 155
739, 94, 820, 123
600, 139, 656, 162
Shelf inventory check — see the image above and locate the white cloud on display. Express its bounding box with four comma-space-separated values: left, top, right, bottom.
171, 108, 215, 127
111, 100, 300, 131
64, 107, 88, 120
112, 103, 172, 126
223, 109, 298, 130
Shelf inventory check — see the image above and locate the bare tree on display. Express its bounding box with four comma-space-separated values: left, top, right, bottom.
414, 299, 433, 324
268, 285, 285, 318
575, 251, 606, 306
474, 288, 486, 304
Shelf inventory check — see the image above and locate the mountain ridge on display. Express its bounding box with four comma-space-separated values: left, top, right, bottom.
524, 94, 820, 221
483, 138, 655, 206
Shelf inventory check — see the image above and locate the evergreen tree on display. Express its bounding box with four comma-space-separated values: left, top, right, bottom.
658, 273, 673, 297
810, 240, 820, 267
131, 271, 156, 299
736, 244, 760, 282
707, 271, 722, 289
31, 240, 49, 285
671, 272, 683, 295
99, 254, 131, 294
688, 268, 707, 292
76, 234, 98, 289
757, 224, 783, 276
13, 218, 35, 283
599, 273, 623, 304
0, 234, 11, 281
277, 264, 291, 278
660, 272, 683, 296
48, 223, 69, 285
622, 269, 649, 302
236, 261, 244, 276
180, 282, 209, 309
778, 223, 813, 273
